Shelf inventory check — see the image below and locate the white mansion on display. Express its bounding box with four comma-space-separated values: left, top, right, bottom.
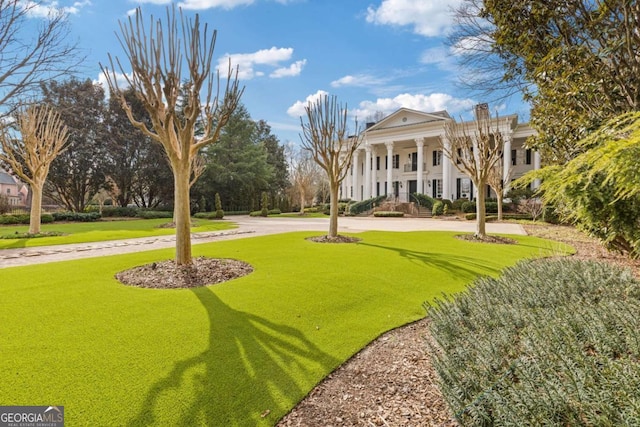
341, 107, 540, 202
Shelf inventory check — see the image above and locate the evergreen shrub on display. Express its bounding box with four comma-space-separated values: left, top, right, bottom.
425, 259, 640, 426
411, 193, 436, 209
432, 201, 444, 216
52, 212, 101, 222
373, 211, 404, 217
135, 210, 172, 219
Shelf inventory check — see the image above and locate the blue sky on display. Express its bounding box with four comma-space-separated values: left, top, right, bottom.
29, 0, 529, 144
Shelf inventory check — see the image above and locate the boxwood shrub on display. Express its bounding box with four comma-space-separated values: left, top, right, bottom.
373, 211, 404, 217
425, 259, 640, 426
135, 210, 172, 219
52, 212, 102, 222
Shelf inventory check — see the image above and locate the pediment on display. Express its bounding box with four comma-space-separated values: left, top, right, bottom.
365, 108, 450, 132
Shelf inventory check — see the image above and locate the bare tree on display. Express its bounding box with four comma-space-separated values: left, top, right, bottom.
300, 95, 362, 238
101, 6, 243, 265
440, 107, 505, 238
289, 149, 321, 214
0, 105, 69, 233
0, 1, 83, 115
487, 156, 511, 221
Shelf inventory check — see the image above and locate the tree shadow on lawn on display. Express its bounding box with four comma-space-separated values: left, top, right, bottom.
359, 241, 507, 282
129, 287, 340, 426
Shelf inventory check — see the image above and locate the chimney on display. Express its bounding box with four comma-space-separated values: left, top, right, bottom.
366, 122, 375, 129
474, 103, 489, 121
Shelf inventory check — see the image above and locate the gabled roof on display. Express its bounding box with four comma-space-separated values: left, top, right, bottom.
0, 170, 17, 185
364, 108, 451, 133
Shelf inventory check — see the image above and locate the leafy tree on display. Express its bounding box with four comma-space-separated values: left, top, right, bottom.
440, 107, 505, 238
104, 89, 152, 207
257, 119, 289, 207
300, 95, 362, 238
193, 104, 275, 211
0, 1, 83, 115
0, 105, 69, 233
102, 6, 242, 266
520, 112, 640, 256
453, 0, 640, 163
42, 78, 109, 212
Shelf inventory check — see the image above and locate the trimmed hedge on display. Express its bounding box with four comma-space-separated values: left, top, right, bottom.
411, 193, 436, 209
135, 210, 172, 219
0, 214, 53, 224
100, 206, 138, 217
425, 259, 640, 426
464, 213, 533, 221
348, 195, 387, 215
373, 211, 404, 217
52, 212, 102, 222
461, 201, 510, 214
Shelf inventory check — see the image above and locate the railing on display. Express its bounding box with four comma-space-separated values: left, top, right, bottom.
403, 163, 426, 172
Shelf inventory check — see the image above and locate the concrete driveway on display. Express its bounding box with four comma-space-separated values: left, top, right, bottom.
0, 216, 526, 269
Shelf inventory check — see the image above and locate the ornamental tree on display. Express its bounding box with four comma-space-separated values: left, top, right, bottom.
101, 6, 242, 265
0, 105, 69, 233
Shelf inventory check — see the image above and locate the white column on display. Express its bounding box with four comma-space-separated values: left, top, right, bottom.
364, 145, 372, 199
441, 135, 451, 200
502, 132, 512, 195
370, 146, 377, 197
345, 161, 352, 200
385, 141, 394, 196
415, 138, 424, 194
533, 151, 541, 190
352, 150, 360, 201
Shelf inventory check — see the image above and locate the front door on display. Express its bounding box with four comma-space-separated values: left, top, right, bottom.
408, 180, 417, 196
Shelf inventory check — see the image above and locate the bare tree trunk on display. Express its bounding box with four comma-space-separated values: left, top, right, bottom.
329, 181, 340, 238
299, 190, 306, 215
475, 182, 486, 237
173, 163, 192, 265
29, 183, 43, 234
496, 191, 503, 221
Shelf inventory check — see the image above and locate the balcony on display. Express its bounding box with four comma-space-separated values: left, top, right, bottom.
403, 163, 426, 172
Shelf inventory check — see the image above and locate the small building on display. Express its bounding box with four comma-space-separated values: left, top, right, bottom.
0, 169, 28, 207
342, 107, 539, 202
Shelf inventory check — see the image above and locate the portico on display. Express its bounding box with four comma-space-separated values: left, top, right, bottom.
342, 107, 539, 202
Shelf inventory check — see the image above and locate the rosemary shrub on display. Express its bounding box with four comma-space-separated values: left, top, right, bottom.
425, 259, 640, 426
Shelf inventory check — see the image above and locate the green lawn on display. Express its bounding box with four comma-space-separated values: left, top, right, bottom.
0, 218, 236, 249
0, 231, 571, 426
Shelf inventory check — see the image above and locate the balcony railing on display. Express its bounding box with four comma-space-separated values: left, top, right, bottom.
403, 163, 426, 172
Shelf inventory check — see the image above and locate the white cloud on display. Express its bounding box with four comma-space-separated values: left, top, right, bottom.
19, 0, 91, 18
178, 0, 254, 10
287, 90, 329, 117
353, 93, 476, 119
93, 70, 132, 98
218, 47, 305, 80
270, 59, 306, 78
330, 74, 388, 88
365, 0, 461, 37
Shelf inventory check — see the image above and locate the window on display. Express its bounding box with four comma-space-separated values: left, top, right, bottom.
525, 149, 532, 165
376, 156, 381, 170
456, 148, 462, 164
392, 154, 400, 169
410, 152, 418, 172
432, 179, 442, 199
511, 149, 517, 166
432, 150, 442, 166
6, 188, 10, 194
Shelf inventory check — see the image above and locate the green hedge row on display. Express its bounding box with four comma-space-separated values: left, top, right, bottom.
52, 212, 102, 222
425, 259, 640, 425
0, 214, 54, 225
373, 211, 404, 217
